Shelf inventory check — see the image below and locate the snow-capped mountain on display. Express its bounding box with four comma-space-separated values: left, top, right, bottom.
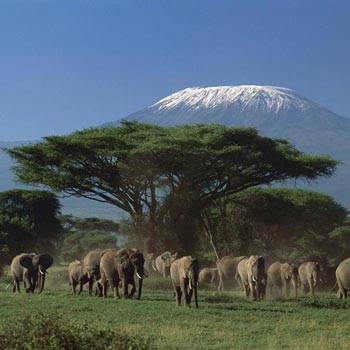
106, 85, 350, 206
106, 85, 350, 153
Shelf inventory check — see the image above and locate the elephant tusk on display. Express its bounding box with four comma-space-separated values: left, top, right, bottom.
39, 268, 45, 275
136, 272, 143, 280
252, 276, 257, 282
189, 278, 193, 290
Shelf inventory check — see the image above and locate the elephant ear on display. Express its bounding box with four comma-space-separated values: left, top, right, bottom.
171, 252, 178, 262
19, 255, 35, 271
35, 254, 54, 269
191, 258, 200, 274
100, 249, 110, 258
161, 252, 171, 261
116, 250, 130, 267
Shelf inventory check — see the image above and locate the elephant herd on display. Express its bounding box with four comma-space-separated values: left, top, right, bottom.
9, 248, 198, 307
9, 249, 350, 306
200, 255, 350, 300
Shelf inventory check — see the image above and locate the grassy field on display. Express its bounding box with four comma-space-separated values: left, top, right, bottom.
1, 270, 350, 350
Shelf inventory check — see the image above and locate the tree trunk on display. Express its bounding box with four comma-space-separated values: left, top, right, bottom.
200, 212, 220, 260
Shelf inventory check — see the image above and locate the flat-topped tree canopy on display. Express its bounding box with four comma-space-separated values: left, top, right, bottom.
6, 121, 338, 218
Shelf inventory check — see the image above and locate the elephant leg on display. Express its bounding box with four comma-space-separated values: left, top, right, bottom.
78, 282, 84, 295
72, 280, 78, 294
249, 282, 256, 300
128, 278, 136, 299
188, 288, 193, 305
243, 283, 250, 298
122, 278, 129, 299
301, 282, 307, 296
95, 281, 103, 297
175, 286, 182, 306
221, 278, 226, 291
88, 278, 94, 296
102, 281, 108, 298
181, 285, 190, 307
285, 280, 290, 298
110, 280, 121, 299
217, 278, 222, 291
309, 279, 315, 296
24, 274, 32, 293
13, 277, 20, 293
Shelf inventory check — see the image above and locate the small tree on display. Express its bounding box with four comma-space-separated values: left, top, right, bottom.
206, 188, 347, 261
0, 189, 62, 264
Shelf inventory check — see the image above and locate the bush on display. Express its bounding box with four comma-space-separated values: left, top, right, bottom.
0, 313, 155, 350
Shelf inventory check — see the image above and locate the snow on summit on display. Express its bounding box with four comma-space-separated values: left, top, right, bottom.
150, 85, 313, 115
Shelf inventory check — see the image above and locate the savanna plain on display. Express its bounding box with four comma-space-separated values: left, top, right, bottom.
1, 268, 350, 350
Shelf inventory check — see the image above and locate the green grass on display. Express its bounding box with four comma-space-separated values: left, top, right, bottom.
1, 271, 350, 350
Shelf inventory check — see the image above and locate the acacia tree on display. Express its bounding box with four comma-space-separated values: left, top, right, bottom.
7, 121, 338, 254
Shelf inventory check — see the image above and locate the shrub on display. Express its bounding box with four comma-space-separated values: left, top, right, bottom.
0, 313, 155, 350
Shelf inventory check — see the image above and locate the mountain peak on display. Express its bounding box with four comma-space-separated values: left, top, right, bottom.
106, 84, 348, 131
150, 85, 310, 115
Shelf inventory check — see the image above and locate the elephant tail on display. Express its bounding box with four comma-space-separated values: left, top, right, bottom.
331, 280, 339, 294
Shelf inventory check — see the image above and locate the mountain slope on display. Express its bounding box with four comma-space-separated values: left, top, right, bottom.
106, 85, 350, 207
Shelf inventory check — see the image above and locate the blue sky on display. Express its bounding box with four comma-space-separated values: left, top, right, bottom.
0, 0, 349, 141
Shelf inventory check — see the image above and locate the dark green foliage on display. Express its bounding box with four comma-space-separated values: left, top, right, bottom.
207, 188, 347, 262
6, 122, 339, 253
0, 189, 62, 264
0, 313, 155, 350
58, 215, 119, 262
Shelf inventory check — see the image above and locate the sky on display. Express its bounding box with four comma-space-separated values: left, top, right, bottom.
0, 0, 349, 141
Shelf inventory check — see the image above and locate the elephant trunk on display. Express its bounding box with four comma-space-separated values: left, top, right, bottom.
292, 277, 298, 298
136, 264, 144, 299
38, 270, 46, 294
137, 276, 143, 300
194, 286, 198, 308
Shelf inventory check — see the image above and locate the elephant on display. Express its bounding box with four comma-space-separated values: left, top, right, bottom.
154, 251, 178, 278
170, 256, 199, 308
198, 267, 219, 289
298, 261, 321, 296
68, 260, 90, 294
83, 249, 104, 296
99, 248, 145, 299
267, 262, 299, 298
143, 253, 155, 277
236, 255, 266, 301
11, 253, 53, 293
335, 257, 350, 298
216, 255, 246, 291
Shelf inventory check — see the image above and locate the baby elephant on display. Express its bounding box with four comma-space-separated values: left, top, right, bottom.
68, 260, 90, 294
198, 267, 219, 289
